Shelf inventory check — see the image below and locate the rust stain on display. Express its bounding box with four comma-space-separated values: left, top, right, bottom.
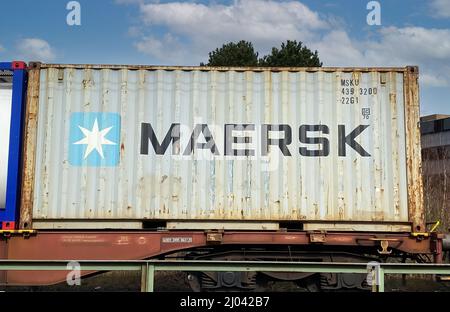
403, 66, 425, 232
38, 63, 410, 73
19, 68, 41, 229
389, 93, 397, 107
82, 79, 92, 89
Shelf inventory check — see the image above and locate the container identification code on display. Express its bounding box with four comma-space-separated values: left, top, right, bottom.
341, 79, 377, 121
162, 237, 193, 243
341, 79, 378, 105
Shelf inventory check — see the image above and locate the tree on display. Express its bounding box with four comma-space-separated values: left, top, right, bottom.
201, 40, 259, 66
202, 40, 322, 67
260, 40, 322, 67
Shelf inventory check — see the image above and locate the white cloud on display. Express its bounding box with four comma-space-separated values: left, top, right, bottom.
311, 27, 450, 64
420, 73, 449, 87
135, 33, 185, 64
128, 26, 143, 37
17, 38, 55, 62
139, 0, 328, 34
133, 0, 329, 64
121, 0, 450, 87
16, 38, 55, 62
310, 30, 365, 66
364, 27, 450, 87
365, 27, 450, 63
430, 0, 450, 18
307, 26, 450, 87
0, 44, 5, 53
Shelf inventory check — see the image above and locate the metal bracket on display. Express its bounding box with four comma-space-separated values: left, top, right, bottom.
378, 240, 392, 255
206, 231, 223, 244
309, 232, 326, 243
12, 61, 26, 69
0, 229, 36, 239
411, 232, 430, 239
1, 221, 15, 230
366, 238, 399, 254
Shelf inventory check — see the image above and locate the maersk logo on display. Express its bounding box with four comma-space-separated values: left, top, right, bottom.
69, 113, 121, 166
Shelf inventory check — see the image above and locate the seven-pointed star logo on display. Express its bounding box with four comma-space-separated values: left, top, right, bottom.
73, 118, 117, 159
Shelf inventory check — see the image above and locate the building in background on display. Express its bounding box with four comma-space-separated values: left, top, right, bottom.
421, 114, 450, 232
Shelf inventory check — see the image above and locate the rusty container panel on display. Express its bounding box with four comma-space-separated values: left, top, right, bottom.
24, 65, 420, 230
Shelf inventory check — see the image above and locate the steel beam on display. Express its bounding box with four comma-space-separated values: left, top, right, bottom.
0, 260, 450, 292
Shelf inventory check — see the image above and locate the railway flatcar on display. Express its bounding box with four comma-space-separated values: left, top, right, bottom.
0, 61, 448, 290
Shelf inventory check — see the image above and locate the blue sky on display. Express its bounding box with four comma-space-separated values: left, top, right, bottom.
0, 0, 449, 115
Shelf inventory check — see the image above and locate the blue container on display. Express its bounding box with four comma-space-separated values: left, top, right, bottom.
0, 61, 27, 229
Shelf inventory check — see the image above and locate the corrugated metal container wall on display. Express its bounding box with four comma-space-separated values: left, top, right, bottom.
21, 65, 423, 230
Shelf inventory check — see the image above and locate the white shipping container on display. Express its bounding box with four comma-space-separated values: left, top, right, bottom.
19, 64, 424, 232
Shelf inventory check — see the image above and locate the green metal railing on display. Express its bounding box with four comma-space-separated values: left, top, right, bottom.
1, 260, 450, 292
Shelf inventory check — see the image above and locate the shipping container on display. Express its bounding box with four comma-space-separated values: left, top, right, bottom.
18, 64, 424, 232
